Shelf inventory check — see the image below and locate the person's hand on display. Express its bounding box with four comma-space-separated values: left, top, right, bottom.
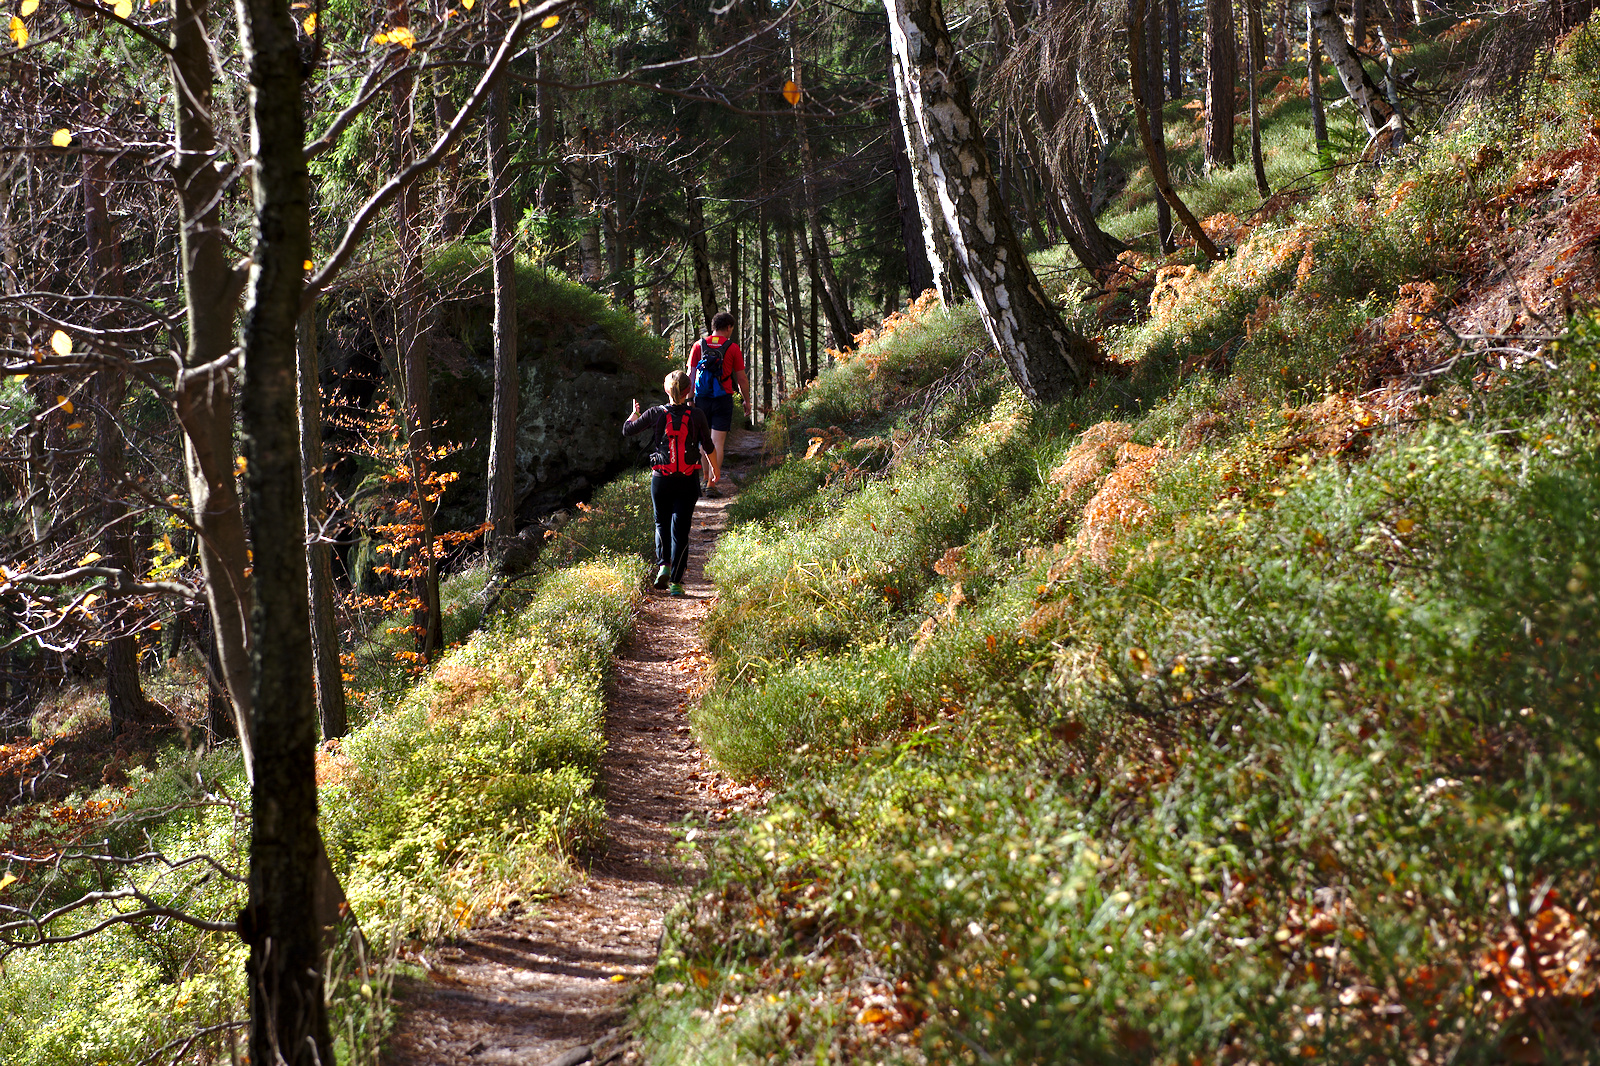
708, 468, 720, 485
629, 399, 641, 420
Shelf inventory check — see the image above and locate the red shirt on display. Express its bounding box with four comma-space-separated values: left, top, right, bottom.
687, 336, 744, 396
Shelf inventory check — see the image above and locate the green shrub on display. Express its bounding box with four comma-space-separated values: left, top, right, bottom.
322, 555, 642, 939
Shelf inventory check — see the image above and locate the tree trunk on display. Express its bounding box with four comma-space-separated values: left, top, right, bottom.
1307, 0, 1399, 143
885, 0, 1094, 405
889, 116, 935, 299
84, 151, 147, 737
1251, 0, 1268, 70
727, 222, 740, 339
791, 48, 860, 343
1079, 78, 1116, 213
297, 308, 346, 740
432, 69, 465, 238
197, 601, 234, 743
485, 53, 519, 552
1204, 0, 1238, 171
389, 0, 443, 662
1017, 104, 1121, 281
888, 37, 960, 306
758, 174, 775, 411
1351, 0, 1366, 53
1167, 0, 1183, 95
606, 149, 634, 310
1307, 5, 1328, 150
685, 180, 718, 329
1131, 0, 1225, 260
1246, 0, 1271, 196
232, 0, 333, 1057
778, 222, 807, 385
1145, 0, 1174, 250
1271, 0, 1290, 66
172, 0, 255, 757
809, 261, 820, 378
569, 121, 604, 285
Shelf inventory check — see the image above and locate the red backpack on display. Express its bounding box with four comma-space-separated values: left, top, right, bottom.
650, 405, 703, 476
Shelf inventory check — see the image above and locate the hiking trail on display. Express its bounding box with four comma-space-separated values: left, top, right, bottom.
384, 429, 768, 1066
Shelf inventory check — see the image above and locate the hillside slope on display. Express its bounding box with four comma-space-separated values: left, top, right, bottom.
635, 25, 1600, 1066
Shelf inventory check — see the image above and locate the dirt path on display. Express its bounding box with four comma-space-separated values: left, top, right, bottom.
384, 430, 767, 1066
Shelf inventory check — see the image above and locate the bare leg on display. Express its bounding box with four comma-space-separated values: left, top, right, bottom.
711, 428, 728, 475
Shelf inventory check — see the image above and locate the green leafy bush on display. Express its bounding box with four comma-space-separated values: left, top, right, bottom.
322, 554, 643, 938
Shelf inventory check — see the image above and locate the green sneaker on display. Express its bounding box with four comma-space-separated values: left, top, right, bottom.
668, 583, 685, 596
653, 565, 669, 590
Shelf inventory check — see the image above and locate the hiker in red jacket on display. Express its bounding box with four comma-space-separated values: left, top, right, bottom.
686, 311, 751, 489
623, 370, 719, 595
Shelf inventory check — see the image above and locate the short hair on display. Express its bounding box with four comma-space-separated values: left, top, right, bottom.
664, 370, 691, 402
711, 311, 735, 333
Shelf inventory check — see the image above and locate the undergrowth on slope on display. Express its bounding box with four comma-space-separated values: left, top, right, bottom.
0, 491, 653, 1064
639, 28, 1600, 1064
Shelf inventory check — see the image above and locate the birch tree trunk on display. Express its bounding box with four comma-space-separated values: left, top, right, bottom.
231, 0, 332, 1055
888, 38, 959, 306
885, 0, 1093, 405
1204, 0, 1238, 170
1307, 0, 1399, 143
485, 46, 519, 551
296, 308, 345, 740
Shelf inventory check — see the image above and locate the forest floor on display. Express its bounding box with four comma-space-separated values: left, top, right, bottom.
383, 429, 769, 1066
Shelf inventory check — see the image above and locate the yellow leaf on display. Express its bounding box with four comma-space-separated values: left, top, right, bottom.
65, 421, 84, 430
608, 974, 626, 983
112, 0, 131, 16
234, 455, 248, 476
508, 0, 519, 8
303, 258, 314, 271
0, 872, 16, 892
461, 0, 474, 8
57, 396, 73, 414
160, 534, 173, 554
50, 328, 71, 355
371, 30, 388, 43
78, 551, 103, 566
1395, 517, 1415, 534
8, 16, 26, 46
540, 12, 559, 26
301, 11, 315, 32
51, 127, 71, 147
19, 0, 37, 14
783, 79, 802, 106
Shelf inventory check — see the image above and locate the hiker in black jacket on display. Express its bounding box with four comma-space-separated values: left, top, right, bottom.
623, 370, 720, 596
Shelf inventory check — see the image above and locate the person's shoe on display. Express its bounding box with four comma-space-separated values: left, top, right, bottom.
668, 583, 685, 596
653, 565, 669, 590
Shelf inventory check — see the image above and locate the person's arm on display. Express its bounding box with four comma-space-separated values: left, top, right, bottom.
623, 402, 655, 437
731, 345, 752, 419
686, 340, 699, 377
